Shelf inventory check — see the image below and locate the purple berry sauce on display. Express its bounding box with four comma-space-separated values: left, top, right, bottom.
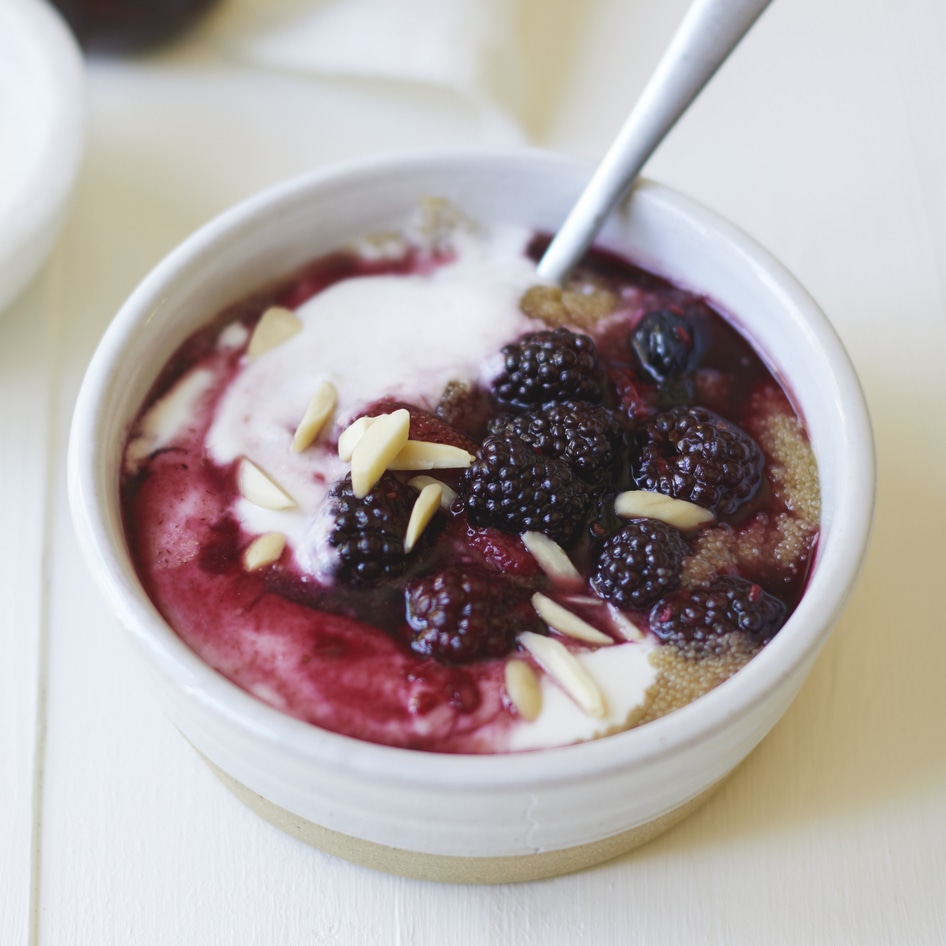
121, 227, 820, 753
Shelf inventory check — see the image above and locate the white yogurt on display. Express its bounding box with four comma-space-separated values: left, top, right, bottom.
205, 226, 540, 559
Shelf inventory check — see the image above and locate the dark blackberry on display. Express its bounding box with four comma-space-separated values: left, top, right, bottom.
591, 518, 689, 610
650, 575, 787, 654
586, 487, 623, 540
488, 400, 623, 484
405, 566, 538, 664
630, 405, 764, 515
327, 472, 417, 584
461, 433, 590, 545
630, 307, 706, 383
492, 328, 603, 408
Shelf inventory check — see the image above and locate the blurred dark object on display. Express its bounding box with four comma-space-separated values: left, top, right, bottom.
49, 0, 221, 52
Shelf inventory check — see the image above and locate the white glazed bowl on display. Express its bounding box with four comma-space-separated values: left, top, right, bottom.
0, 0, 85, 315
68, 151, 875, 883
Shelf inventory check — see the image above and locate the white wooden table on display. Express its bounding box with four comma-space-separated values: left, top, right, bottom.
3, 0, 945, 942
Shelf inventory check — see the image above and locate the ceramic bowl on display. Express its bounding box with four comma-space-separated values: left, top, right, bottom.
0, 0, 85, 315
68, 151, 875, 883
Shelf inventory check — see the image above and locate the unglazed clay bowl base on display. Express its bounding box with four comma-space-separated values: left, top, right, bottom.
206, 756, 729, 884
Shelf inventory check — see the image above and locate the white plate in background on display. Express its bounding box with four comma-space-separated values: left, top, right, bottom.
0, 0, 85, 315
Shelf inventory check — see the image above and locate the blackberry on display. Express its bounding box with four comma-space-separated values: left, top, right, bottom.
591, 518, 689, 610
405, 566, 537, 664
327, 472, 417, 584
650, 574, 787, 654
488, 400, 623, 483
461, 433, 590, 545
630, 307, 706, 383
492, 328, 603, 408
630, 405, 764, 515
586, 486, 623, 540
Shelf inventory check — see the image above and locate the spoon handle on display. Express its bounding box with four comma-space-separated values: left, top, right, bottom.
536, 0, 774, 284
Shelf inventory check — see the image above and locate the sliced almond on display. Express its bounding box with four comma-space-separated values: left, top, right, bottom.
243, 532, 286, 571
246, 306, 302, 358
291, 380, 337, 453
504, 658, 542, 722
350, 409, 411, 498
517, 631, 607, 718
408, 475, 457, 509
607, 604, 645, 641
531, 592, 612, 646
520, 531, 582, 585
404, 483, 442, 552
388, 440, 475, 471
238, 459, 296, 510
337, 415, 377, 461
614, 489, 715, 529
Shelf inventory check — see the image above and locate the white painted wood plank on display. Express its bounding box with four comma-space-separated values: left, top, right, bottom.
0, 267, 57, 943
31, 0, 946, 941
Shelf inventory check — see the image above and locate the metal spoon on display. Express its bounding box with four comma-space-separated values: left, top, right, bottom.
536, 0, 774, 284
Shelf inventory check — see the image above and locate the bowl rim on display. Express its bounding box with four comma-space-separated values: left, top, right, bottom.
67, 148, 876, 789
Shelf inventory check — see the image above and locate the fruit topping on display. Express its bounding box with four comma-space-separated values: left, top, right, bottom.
463, 525, 542, 577
460, 433, 590, 545
120, 219, 820, 753
629, 405, 764, 515
649, 574, 787, 654
489, 400, 624, 484
327, 471, 418, 584
405, 565, 538, 664
591, 518, 689, 611
630, 307, 706, 384
491, 327, 603, 408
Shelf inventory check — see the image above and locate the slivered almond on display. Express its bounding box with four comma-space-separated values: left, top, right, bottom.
614, 489, 715, 529
238, 459, 296, 510
404, 483, 442, 552
350, 409, 410, 497
504, 658, 542, 721
520, 531, 582, 585
531, 592, 612, 645
246, 306, 302, 358
408, 475, 457, 508
291, 380, 337, 453
243, 532, 286, 571
607, 605, 645, 641
517, 631, 607, 718
337, 415, 376, 461
388, 441, 475, 471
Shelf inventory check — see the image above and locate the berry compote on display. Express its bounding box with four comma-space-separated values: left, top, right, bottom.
121, 211, 820, 753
